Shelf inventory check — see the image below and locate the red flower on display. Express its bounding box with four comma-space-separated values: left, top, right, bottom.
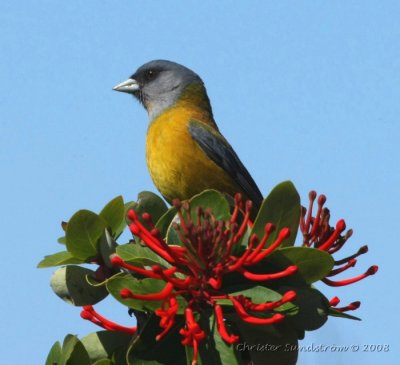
300, 191, 378, 311
80, 190, 378, 364
80, 305, 136, 334
108, 195, 297, 364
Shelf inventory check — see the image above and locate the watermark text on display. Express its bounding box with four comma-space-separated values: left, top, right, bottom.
236, 342, 390, 353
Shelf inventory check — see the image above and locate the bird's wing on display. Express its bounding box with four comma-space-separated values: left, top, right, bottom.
188, 120, 263, 209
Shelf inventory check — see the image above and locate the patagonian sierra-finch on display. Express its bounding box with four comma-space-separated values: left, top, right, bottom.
113, 60, 263, 211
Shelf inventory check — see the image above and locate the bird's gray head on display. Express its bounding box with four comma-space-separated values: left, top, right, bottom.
113, 60, 204, 120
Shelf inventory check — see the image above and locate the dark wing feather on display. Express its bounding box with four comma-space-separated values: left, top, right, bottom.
188, 120, 263, 209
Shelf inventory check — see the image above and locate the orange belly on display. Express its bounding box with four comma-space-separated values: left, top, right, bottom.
146, 106, 240, 203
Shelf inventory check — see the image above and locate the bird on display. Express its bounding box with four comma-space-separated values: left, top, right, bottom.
113, 60, 263, 212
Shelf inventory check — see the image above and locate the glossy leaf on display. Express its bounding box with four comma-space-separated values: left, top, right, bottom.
189, 189, 231, 221
60, 335, 91, 365
235, 285, 297, 314
127, 314, 186, 365
128, 360, 164, 365
166, 216, 182, 246
166, 190, 231, 245
282, 286, 330, 331
228, 318, 298, 365
38, 251, 84, 268
328, 308, 361, 321
155, 207, 177, 238
60, 335, 79, 365
93, 360, 114, 365
116, 243, 170, 268
81, 331, 131, 363
166, 216, 181, 245
231, 225, 252, 255
66, 210, 107, 260
107, 274, 186, 313
122, 200, 135, 227
99, 229, 118, 268
252, 181, 300, 248
66, 342, 91, 365
209, 315, 246, 365
185, 346, 197, 365
129, 191, 168, 225
50, 265, 108, 306
230, 285, 282, 304
216, 285, 298, 315
266, 247, 334, 284
106, 274, 166, 311
45, 341, 62, 365
100, 196, 125, 237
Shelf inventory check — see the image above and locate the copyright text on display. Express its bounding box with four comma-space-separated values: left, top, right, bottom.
236, 342, 390, 353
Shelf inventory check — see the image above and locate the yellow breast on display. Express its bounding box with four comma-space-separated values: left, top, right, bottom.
146, 100, 240, 203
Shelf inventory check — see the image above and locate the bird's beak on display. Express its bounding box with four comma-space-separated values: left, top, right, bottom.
113, 78, 140, 93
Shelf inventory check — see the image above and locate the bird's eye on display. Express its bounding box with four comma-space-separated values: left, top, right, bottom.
145, 69, 157, 81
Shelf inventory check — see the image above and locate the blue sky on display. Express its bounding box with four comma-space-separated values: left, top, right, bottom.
1, 1, 399, 364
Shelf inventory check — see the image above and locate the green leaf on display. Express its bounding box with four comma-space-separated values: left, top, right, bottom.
282, 286, 330, 331
45, 341, 62, 365
99, 229, 118, 268
50, 265, 108, 306
38, 251, 84, 268
185, 346, 196, 365
231, 225, 252, 255
328, 308, 361, 321
233, 286, 297, 314
252, 181, 300, 248
155, 207, 177, 238
228, 317, 298, 365
81, 331, 131, 363
165, 190, 231, 245
60, 335, 79, 365
166, 220, 181, 245
127, 314, 186, 365
216, 286, 298, 316
106, 274, 165, 311
60, 335, 91, 365
116, 243, 171, 268
67, 341, 91, 365
230, 285, 282, 304
100, 196, 125, 237
208, 314, 246, 365
66, 342, 91, 365
130, 191, 168, 225
189, 189, 231, 221
106, 274, 187, 313
128, 358, 165, 365
93, 360, 114, 365
266, 247, 334, 284
66, 210, 107, 260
